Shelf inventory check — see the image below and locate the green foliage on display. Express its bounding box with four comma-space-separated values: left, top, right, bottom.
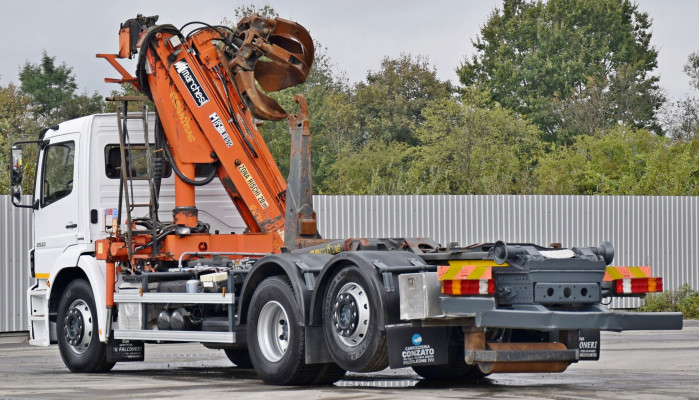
685, 51, 699, 91
19, 51, 106, 125
662, 52, 699, 142
109, 84, 155, 112
1, 52, 104, 194
354, 54, 453, 145
410, 97, 543, 194
254, 43, 353, 193
0, 84, 42, 194
662, 97, 699, 142
233, 4, 278, 19
254, 51, 454, 194
328, 141, 415, 194
19, 51, 77, 120
458, 0, 663, 143
640, 284, 699, 319
534, 126, 699, 195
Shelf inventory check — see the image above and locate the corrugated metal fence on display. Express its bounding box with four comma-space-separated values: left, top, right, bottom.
2, 195, 697, 332
315, 195, 698, 308
1, 196, 33, 332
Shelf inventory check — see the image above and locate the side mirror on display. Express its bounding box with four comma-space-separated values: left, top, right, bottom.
9, 145, 31, 208
11, 184, 22, 203
10, 145, 24, 185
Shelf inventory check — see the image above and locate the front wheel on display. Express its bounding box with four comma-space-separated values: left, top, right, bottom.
323, 265, 388, 372
248, 276, 345, 385
57, 279, 115, 373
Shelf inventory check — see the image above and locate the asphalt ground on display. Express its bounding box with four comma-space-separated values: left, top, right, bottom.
1, 321, 698, 399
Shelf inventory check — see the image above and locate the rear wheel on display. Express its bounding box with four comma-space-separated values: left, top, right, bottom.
57, 279, 115, 373
248, 276, 345, 385
323, 266, 388, 372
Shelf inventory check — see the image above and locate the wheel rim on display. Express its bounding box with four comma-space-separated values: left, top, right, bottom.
257, 301, 289, 362
332, 282, 370, 347
63, 299, 94, 354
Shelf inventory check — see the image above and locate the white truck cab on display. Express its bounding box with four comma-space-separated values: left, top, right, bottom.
18, 113, 244, 346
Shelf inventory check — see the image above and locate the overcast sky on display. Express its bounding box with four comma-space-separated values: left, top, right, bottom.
0, 0, 697, 102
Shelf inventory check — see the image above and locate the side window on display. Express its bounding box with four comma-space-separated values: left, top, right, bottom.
105, 145, 171, 179
41, 141, 75, 207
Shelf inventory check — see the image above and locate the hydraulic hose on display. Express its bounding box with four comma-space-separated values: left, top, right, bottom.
162, 142, 219, 186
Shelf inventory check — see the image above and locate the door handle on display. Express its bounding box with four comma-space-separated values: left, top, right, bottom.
66, 223, 77, 229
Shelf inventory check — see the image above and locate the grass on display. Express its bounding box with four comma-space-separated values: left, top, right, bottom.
639, 284, 699, 319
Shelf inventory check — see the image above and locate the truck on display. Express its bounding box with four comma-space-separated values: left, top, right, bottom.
8, 14, 683, 385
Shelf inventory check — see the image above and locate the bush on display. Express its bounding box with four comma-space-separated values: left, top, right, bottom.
639, 284, 699, 319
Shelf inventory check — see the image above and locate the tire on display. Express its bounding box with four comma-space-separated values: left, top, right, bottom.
248, 276, 345, 385
223, 348, 253, 368
57, 279, 115, 373
323, 265, 388, 372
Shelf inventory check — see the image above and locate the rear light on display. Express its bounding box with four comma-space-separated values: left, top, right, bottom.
438, 263, 497, 296
605, 266, 663, 295
441, 279, 495, 295
613, 277, 663, 294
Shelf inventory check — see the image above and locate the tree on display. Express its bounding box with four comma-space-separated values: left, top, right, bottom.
554, 66, 665, 143
684, 51, 699, 90
661, 52, 699, 142
354, 54, 453, 145
458, 0, 663, 144
327, 141, 415, 194
409, 96, 544, 194
0, 83, 42, 194
248, 41, 353, 192
19, 51, 105, 125
534, 126, 699, 195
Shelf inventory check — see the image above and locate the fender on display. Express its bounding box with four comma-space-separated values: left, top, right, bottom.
309, 251, 422, 328
77, 255, 107, 342
237, 253, 332, 327
46, 250, 107, 342
41, 243, 86, 282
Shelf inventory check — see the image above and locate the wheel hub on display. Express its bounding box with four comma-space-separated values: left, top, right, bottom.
63, 299, 93, 354
331, 283, 370, 347
333, 293, 358, 337
66, 309, 84, 345
257, 301, 289, 363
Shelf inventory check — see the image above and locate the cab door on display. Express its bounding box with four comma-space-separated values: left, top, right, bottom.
33, 134, 79, 275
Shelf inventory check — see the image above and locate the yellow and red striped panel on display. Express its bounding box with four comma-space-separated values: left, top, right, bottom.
604, 266, 651, 282
438, 261, 503, 295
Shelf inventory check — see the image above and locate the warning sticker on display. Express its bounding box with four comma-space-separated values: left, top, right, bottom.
238, 163, 269, 209
104, 208, 118, 232
209, 112, 234, 147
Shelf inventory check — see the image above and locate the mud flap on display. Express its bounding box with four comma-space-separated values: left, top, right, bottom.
578, 329, 600, 360
106, 339, 145, 362
386, 325, 449, 369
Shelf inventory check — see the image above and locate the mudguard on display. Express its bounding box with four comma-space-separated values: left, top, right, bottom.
237, 253, 331, 327
45, 250, 107, 342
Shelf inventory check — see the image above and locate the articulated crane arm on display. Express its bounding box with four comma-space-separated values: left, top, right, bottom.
97, 14, 319, 248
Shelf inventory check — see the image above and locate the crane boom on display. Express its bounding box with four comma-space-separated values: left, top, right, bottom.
98, 14, 315, 244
